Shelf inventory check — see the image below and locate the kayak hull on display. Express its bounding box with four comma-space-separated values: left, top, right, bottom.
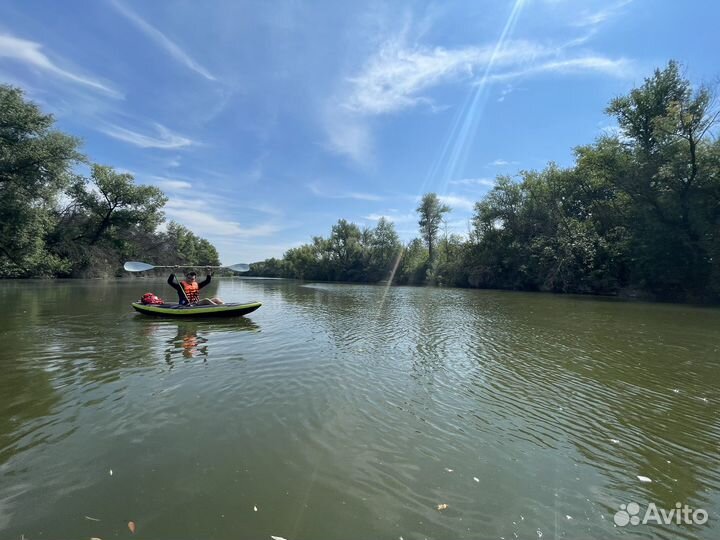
131, 301, 261, 318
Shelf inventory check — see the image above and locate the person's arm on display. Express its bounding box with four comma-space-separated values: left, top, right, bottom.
168, 273, 183, 293
198, 272, 212, 290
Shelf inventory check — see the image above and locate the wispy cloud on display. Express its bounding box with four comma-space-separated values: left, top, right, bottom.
363, 212, 415, 223
99, 122, 194, 149
321, 105, 373, 164
327, 25, 633, 163
152, 177, 193, 190
165, 199, 281, 238
572, 0, 634, 28
449, 177, 496, 187
109, 0, 216, 81
0, 33, 121, 97
341, 38, 632, 118
438, 194, 475, 211
497, 84, 515, 102
307, 182, 383, 201
488, 159, 518, 166
484, 56, 632, 83
343, 39, 550, 115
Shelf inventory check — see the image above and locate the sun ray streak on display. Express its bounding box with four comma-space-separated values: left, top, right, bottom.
420, 0, 526, 199
377, 248, 405, 314
440, 0, 526, 190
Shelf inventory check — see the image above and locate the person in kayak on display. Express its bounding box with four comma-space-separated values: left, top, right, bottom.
167, 269, 224, 305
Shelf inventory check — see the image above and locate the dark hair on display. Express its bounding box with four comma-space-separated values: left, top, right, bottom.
185, 271, 197, 278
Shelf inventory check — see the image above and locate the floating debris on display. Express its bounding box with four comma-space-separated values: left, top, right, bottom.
254, 505, 258, 512
610, 439, 620, 444
109, 469, 113, 476
473, 477, 480, 483
84, 516, 101, 522
91, 537, 103, 540
128, 521, 136, 534
437, 503, 449, 511
271, 536, 288, 540
637, 475, 652, 483
566, 515, 573, 520
444, 468, 454, 473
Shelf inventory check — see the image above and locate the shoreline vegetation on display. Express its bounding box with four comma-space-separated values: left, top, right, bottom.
0, 85, 220, 279
247, 62, 720, 304
2, 62, 719, 304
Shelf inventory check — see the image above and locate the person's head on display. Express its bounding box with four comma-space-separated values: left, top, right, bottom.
185, 271, 197, 282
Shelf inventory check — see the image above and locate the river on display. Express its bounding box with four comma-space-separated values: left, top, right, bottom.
0, 278, 718, 539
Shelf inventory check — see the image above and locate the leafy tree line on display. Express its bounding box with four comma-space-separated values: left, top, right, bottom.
249, 62, 720, 303
249, 217, 404, 282
0, 85, 220, 278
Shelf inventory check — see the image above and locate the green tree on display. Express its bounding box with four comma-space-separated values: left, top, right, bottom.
0, 85, 82, 276
604, 61, 719, 298
417, 193, 450, 262
396, 238, 429, 285
368, 217, 402, 280
163, 221, 220, 266
329, 219, 363, 280
69, 165, 167, 245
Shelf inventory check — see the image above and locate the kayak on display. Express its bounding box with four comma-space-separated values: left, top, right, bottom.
131, 301, 262, 318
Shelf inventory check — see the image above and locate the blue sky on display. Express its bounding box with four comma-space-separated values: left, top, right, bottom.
1, 0, 717, 263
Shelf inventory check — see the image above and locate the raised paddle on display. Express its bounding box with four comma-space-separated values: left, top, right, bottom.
123, 261, 250, 273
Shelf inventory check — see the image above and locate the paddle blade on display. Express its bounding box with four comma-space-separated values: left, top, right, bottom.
227, 263, 250, 273
124, 261, 155, 272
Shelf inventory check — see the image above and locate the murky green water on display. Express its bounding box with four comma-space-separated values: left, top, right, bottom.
1, 279, 718, 539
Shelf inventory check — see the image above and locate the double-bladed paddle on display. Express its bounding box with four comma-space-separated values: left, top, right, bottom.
123, 261, 250, 273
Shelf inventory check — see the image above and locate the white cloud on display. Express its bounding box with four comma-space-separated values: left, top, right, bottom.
488, 159, 518, 166
326, 26, 633, 163
347, 192, 383, 201
0, 33, 121, 97
100, 122, 194, 149
449, 177, 495, 187
165, 200, 281, 238
341, 38, 631, 118
153, 178, 193, 190
485, 56, 632, 83
109, 0, 216, 81
322, 105, 373, 164
344, 39, 550, 115
572, 0, 634, 28
307, 182, 383, 201
363, 212, 415, 223
497, 84, 515, 102
438, 194, 475, 211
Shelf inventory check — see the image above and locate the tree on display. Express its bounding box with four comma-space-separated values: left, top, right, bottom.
368, 217, 401, 279
329, 219, 363, 280
396, 238, 429, 285
163, 221, 220, 266
417, 193, 450, 261
0, 85, 82, 276
69, 165, 167, 245
604, 61, 719, 298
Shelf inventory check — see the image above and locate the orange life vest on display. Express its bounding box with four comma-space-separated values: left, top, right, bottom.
180, 280, 200, 303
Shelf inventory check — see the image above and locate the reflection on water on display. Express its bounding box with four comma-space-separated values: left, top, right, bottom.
0, 278, 718, 539
131, 317, 260, 364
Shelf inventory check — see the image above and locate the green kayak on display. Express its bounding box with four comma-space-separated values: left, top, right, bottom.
131, 301, 262, 318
